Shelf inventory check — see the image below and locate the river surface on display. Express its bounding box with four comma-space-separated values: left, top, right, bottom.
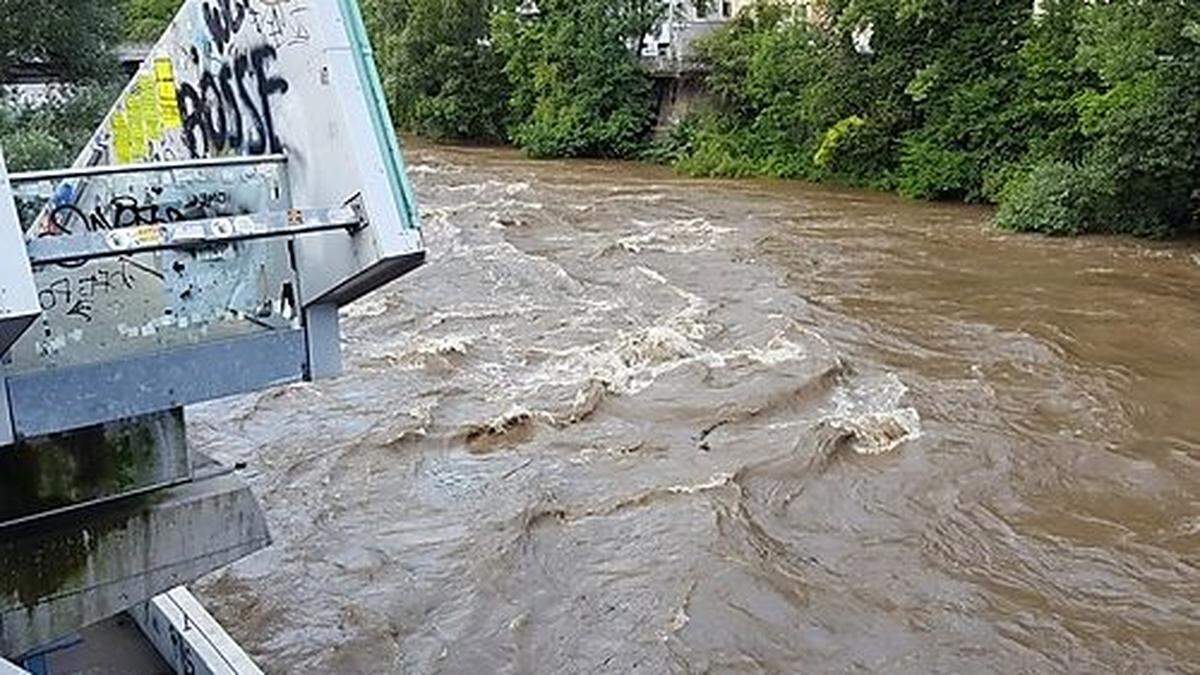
191, 143, 1200, 674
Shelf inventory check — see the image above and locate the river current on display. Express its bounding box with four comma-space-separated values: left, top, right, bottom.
191, 143, 1200, 673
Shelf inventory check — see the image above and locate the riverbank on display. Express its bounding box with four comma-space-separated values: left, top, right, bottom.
404, 134, 1200, 248
369, 0, 1200, 240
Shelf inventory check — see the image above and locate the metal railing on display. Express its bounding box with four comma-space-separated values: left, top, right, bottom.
11, 154, 288, 185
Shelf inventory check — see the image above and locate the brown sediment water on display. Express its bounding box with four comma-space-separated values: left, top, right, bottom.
191, 143, 1200, 673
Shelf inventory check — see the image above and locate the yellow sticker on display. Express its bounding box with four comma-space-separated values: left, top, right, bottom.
131, 225, 166, 247
154, 58, 183, 129
111, 112, 132, 165
142, 74, 164, 138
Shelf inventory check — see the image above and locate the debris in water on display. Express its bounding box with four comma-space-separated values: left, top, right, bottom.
830, 408, 922, 455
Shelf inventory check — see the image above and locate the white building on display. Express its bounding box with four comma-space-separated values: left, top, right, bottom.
640, 0, 735, 61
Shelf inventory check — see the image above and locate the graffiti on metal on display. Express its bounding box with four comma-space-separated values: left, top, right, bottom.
7, 162, 293, 373
5, 0, 423, 375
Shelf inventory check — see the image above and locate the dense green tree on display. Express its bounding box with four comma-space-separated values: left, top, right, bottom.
0, 84, 122, 171
122, 0, 182, 42
677, 0, 1032, 189
677, 0, 1200, 236
492, 0, 660, 158
999, 0, 1200, 236
0, 0, 126, 171
0, 0, 123, 82
366, 0, 509, 141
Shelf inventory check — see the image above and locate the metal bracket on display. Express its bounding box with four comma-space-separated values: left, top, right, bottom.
25, 206, 362, 266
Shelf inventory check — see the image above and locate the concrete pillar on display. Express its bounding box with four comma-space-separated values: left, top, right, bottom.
0, 469, 270, 658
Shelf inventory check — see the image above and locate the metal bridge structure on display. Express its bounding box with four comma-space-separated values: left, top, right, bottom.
0, 0, 424, 668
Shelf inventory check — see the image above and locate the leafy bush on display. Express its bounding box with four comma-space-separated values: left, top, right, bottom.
122, 0, 181, 42
1, 0, 127, 172
492, 1, 656, 158
995, 160, 1104, 236
896, 135, 977, 200
365, 0, 509, 142
812, 116, 865, 170
673, 115, 761, 177
673, 0, 1200, 236
0, 83, 123, 171
641, 116, 697, 165
0, 0, 123, 82
996, 0, 1200, 237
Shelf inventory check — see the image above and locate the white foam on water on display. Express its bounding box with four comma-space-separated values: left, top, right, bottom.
408, 163, 457, 175
667, 473, 735, 495
637, 266, 668, 284
614, 217, 735, 255
825, 372, 923, 455
361, 334, 476, 371
831, 408, 923, 456
477, 405, 535, 436
342, 295, 389, 319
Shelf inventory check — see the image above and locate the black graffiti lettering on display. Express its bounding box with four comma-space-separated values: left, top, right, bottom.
46, 204, 83, 236
199, 72, 227, 153
77, 271, 111, 299
41, 263, 139, 321
110, 196, 184, 229
176, 191, 228, 221
177, 83, 206, 158
202, 0, 249, 55
38, 278, 71, 312
219, 63, 244, 149
88, 209, 111, 231
114, 262, 137, 290
235, 52, 267, 154
176, 45, 290, 159
251, 45, 290, 154
110, 196, 142, 229
66, 300, 93, 323
46, 196, 185, 238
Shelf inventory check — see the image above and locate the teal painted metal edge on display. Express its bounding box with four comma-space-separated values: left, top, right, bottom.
337, 0, 421, 231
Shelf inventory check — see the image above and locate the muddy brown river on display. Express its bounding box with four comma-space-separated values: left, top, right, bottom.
190, 143, 1200, 673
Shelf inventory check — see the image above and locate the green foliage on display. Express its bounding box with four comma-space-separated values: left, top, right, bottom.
364, 0, 508, 142
492, 0, 656, 158
895, 131, 983, 200
994, 0, 1200, 237
676, 6, 838, 179
679, 0, 1200, 236
0, 83, 124, 171
673, 113, 763, 177
362, 0, 666, 155
1, 0, 129, 171
995, 160, 1102, 236
641, 116, 697, 165
813, 116, 865, 169
0, 0, 123, 82
680, 0, 1030, 189
121, 0, 181, 42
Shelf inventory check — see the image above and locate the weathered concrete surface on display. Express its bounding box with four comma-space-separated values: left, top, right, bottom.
0, 410, 189, 526
0, 471, 270, 658
39, 613, 168, 674
651, 73, 711, 136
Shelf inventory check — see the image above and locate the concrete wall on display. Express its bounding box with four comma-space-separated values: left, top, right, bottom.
0, 471, 270, 658
652, 74, 711, 136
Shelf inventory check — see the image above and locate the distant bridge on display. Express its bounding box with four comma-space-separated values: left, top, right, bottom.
640, 56, 710, 79
3, 44, 152, 85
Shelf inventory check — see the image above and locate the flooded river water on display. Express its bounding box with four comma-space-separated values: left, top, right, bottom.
192, 143, 1200, 673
